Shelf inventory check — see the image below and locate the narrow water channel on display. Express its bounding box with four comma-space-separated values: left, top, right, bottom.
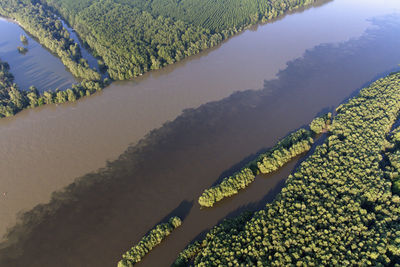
1, 0, 400, 266
59, 18, 102, 73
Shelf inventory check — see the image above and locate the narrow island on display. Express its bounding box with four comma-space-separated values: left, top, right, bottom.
17, 46, 27, 54
20, 34, 28, 45
175, 72, 400, 266
118, 216, 182, 267
198, 114, 331, 208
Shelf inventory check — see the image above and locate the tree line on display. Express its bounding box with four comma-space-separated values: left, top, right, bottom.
38, 0, 319, 80
198, 168, 256, 208
176, 72, 400, 266
198, 125, 326, 208
0, 58, 107, 118
309, 113, 332, 134
118, 216, 182, 267
0, 0, 101, 81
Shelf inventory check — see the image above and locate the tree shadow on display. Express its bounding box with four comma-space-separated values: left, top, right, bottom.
2, 13, 400, 267
156, 200, 194, 226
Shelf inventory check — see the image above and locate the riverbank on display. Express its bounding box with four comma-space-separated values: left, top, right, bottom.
1, 7, 400, 265
0, 1, 400, 266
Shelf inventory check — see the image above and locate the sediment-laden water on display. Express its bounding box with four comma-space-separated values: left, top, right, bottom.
1, 0, 400, 266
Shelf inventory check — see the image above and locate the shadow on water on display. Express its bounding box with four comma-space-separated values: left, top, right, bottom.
1, 14, 400, 267
214, 122, 311, 187
156, 200, 194, 226
111, 0, 333, 86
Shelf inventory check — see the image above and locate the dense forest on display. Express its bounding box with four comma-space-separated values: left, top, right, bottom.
198, 128, 317, 208
36, 0, 318, 80
175, 73, 400, 266
0, 0, 101, 80
0, 59, 23, 117
0, 57, 106, 118
118, 216, 182, 267
384, 126, 400, 199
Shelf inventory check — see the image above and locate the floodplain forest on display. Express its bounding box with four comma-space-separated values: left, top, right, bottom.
0, 0, 101, 81
24, 0, 318, 80
0, 0, 318, 118
198, 114, 331, 208
176, 72, 400, 266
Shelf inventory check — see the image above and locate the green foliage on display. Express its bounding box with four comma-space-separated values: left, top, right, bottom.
39, 0, 318, 80
383, 126, 400, 196
179, 73, 400, 266
199, 168, 255, 208
118, 216, 182, 267
2, 0, 319, 82
0, 0, 101, 80
54, 1, 223, 80
0, 58, 26, 117
20, 34, 28, 45
17, 46, 28, 54
309, 112, 332, 134
391, 126, 400, 144
174, 211, 254, 266
256, 128, 314, 174
173, 241, 202, 267
0, 57, 105, 118
198, 128, 313, 208
393, 180, 400, 195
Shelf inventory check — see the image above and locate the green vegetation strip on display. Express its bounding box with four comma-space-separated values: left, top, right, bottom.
198, 168, 256, 208
118, 216, 182, 267
198, 128, 315, 208
256, 128, 314, 174
39, 0, 318, 80
0, 58, 106, 118
178, 73, 400, 265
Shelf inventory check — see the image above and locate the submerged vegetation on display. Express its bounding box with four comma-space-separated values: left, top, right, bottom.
16, 46, 27, 54
177, 72, 400, 266
198, 128, 314, 208
20, 34, 28, 45
118, 216, 182, 267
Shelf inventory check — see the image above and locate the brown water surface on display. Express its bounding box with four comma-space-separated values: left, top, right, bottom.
1, 0, 400, 266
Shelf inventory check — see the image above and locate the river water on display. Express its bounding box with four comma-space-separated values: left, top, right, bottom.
1, 0, 400, 266
0, 17, 76, 91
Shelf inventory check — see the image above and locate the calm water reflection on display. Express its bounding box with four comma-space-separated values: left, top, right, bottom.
0, 17, 76, 91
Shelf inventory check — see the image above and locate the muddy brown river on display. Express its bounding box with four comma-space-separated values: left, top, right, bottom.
1, 0, 400, 266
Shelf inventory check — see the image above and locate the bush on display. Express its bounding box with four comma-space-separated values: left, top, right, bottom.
118, 216, 182, 266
